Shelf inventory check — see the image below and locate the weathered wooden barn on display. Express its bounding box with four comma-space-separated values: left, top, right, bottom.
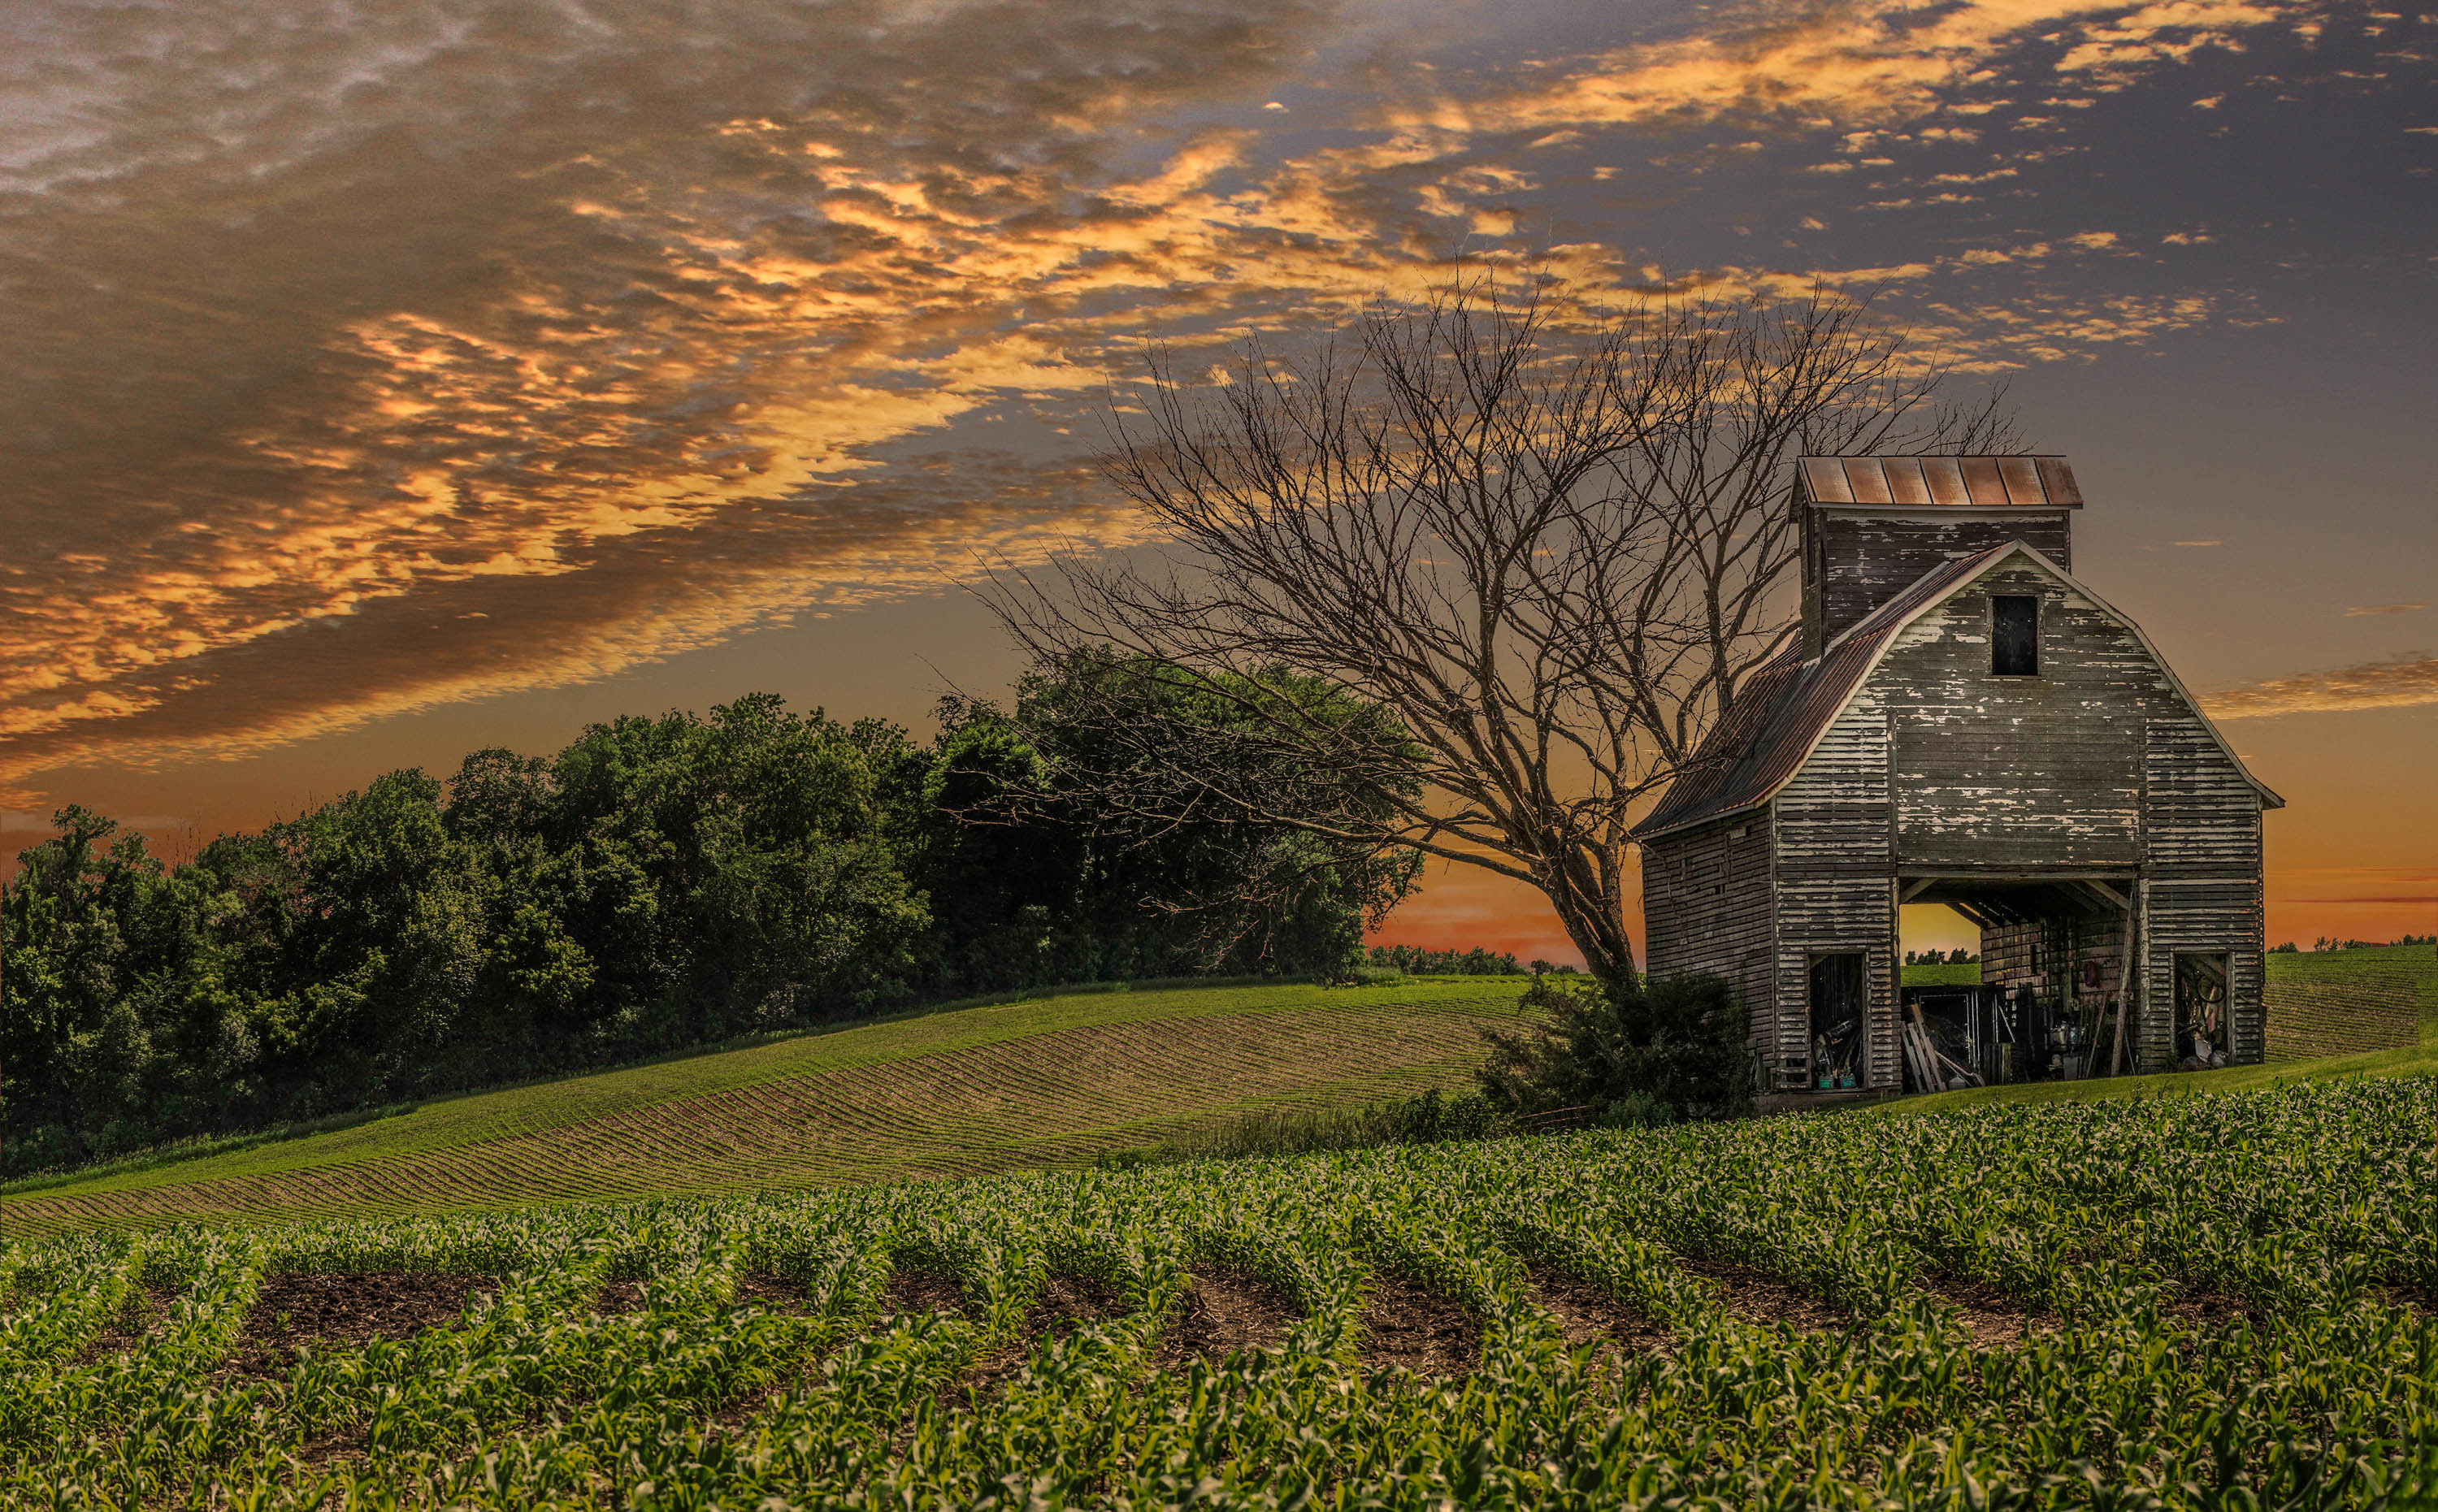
1632, 456, 2281, 1094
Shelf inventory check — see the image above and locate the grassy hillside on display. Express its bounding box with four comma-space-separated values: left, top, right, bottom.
0, 977, 1530, 1240
15, 946, 2426, 1238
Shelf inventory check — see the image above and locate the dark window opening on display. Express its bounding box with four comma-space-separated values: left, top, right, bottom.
1992, 595, 2039, 676
1808, 953, 1867, 1091
2174, 953, 2231, 1069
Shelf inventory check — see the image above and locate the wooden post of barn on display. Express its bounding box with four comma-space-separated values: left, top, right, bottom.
2108, 885, 2137, 1078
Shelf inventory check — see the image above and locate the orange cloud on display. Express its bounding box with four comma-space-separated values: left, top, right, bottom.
2204, 656, 2438, 719
1422, 0, 2297, 137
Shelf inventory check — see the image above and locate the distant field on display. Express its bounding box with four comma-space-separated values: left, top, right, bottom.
1900, 961, 1981, 986
0, 978, 1531, 1240
2263, 942, 2436, 1060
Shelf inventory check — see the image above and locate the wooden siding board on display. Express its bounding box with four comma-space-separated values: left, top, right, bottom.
1773, 873, 1899, 1090
2144, 877, 2266, 1067
2146, 719, 2262, 875
1883, 565, 2145, 869
1642, 815, 1777, 1070
1815, 514, 2073, 644
1772, 691, 1898, 1089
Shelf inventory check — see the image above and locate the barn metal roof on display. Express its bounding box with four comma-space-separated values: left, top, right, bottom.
1631, 547, 2009, 841
1798, 455, 2082, 509
1629, 539, 2280, 843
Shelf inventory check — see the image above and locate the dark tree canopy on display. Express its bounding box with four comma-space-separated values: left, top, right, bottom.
0, 664, 1415, 1176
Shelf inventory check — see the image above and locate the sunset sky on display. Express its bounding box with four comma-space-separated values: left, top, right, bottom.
4, 0, 2432, 965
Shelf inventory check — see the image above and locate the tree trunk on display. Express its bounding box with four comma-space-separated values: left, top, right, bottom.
1542, 864, 1639, 994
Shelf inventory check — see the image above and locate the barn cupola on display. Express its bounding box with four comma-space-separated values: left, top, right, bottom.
1794, 455, 2084, 657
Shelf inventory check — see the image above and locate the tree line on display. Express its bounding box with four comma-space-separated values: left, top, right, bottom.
0, 655, 1418, 1176
6, 283, 2003, 1172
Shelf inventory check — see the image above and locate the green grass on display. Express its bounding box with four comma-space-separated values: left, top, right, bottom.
0, 977, 1534, 1239
1900, 961, 1981, 986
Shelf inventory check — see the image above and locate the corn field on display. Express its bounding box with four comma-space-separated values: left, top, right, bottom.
4, 1077, 2436, 1510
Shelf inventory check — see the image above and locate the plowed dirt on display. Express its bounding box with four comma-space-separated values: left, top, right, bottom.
223, 1271, 484, 1377
1673, 1254, 1854, 1332
881, 1267, 967, 1318
1526, 1265, 1670, 1357
732, 1270, 807, 1311
596, 1279, 647, 1315
1159, 1267, 1297, 1366
1358, 1272, 1480, 1376
1921, 1271, 2056, 1348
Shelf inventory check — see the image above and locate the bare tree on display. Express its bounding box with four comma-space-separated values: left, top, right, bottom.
986, 280, 2018, 990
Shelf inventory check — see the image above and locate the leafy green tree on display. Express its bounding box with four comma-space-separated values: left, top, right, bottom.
918, 652, 1421, 991
0, 671, 1428, 1174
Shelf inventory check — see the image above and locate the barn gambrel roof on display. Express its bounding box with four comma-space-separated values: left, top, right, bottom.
1628, 540, 2283, 843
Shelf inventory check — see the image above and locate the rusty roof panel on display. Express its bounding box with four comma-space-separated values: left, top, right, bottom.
1998, 456, 2044, 505
1884, 457, 1933, 505
2035, 456, 2082, 505
1798, 456, 2084, 509
1959, 457, 2006, 505
1800, 457, 1852, 503
1842, 457, 1894, 504
1921, 456, 1970, 506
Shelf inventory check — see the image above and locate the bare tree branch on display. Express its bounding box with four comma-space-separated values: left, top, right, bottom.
981, 278, 2019, 989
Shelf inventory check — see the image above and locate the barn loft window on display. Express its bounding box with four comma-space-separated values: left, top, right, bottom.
1992, 595, 2040, 676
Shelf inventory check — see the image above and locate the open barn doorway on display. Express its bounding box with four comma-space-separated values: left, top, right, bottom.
1899, 902, 1989, 1091
1897, 877, 2137, 1087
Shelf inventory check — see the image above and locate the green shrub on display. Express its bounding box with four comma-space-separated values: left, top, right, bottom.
1477, 970, 1752, 1124
1598, 1090, 1676, 1129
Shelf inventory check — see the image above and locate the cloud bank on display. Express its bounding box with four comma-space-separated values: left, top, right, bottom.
0, 0, 2379, 800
